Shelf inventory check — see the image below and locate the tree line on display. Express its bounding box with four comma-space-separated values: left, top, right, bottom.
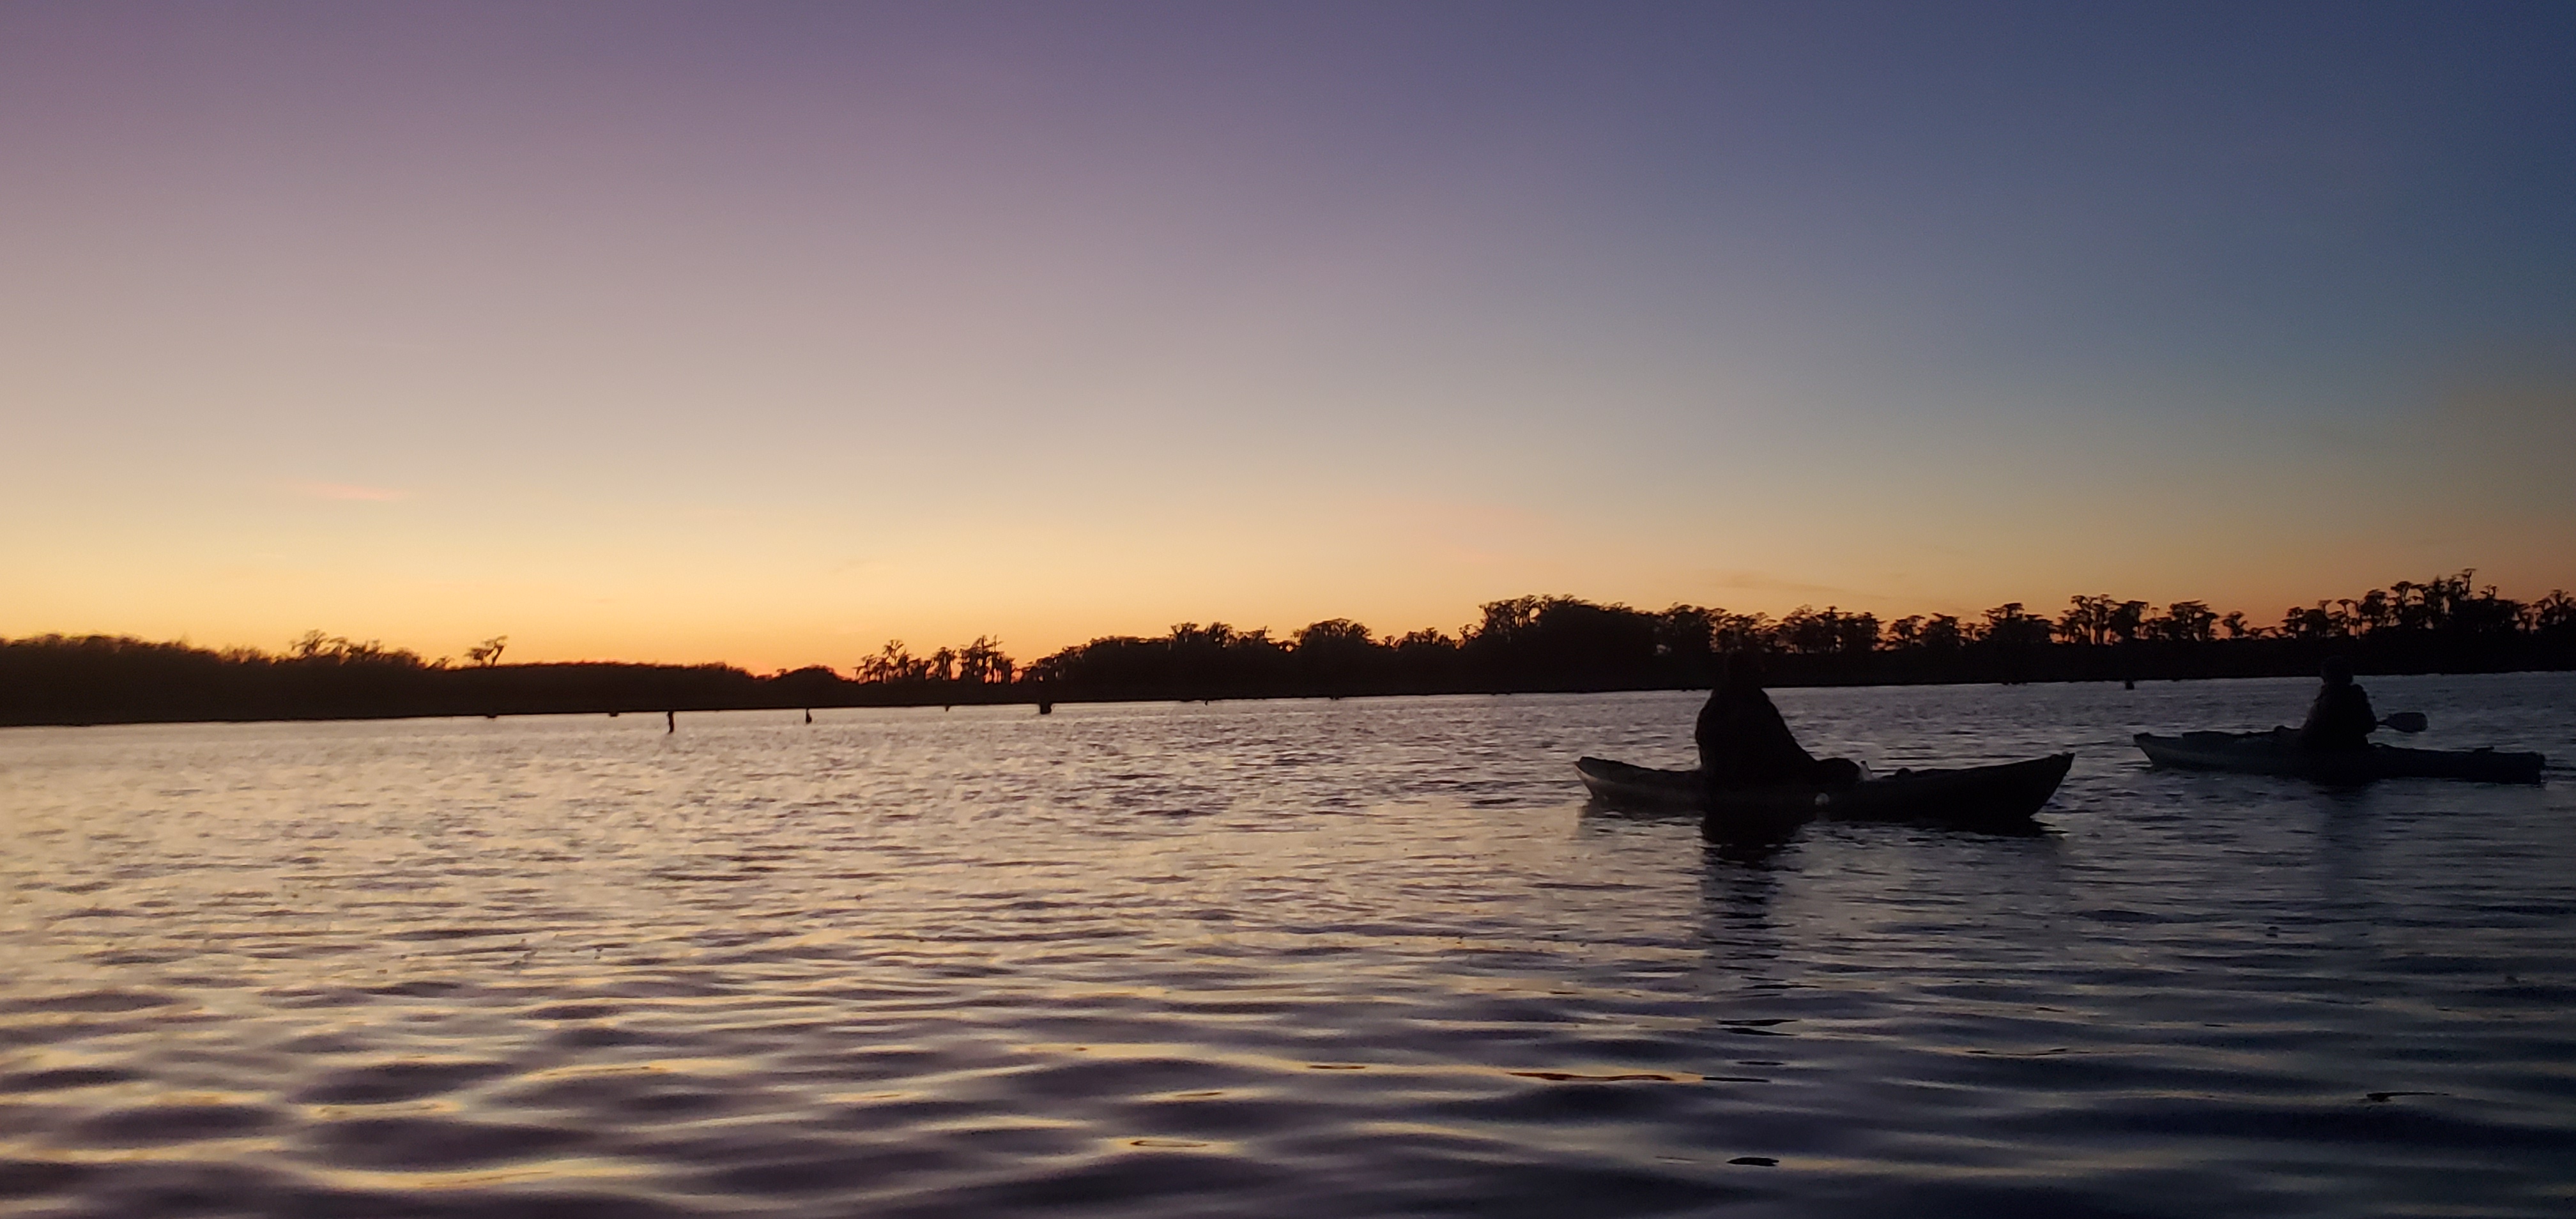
1000, 571, 2575, 700
4, 571, 2570, 726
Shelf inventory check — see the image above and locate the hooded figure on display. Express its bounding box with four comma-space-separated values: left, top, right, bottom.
2297, 656, 2379, 753
1696, 652, 1855, 788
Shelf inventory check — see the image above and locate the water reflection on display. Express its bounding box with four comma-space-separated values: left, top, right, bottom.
0, 675, 2570, 1217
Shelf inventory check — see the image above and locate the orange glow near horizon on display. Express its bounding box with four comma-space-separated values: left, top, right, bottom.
13, 491, 2573, 675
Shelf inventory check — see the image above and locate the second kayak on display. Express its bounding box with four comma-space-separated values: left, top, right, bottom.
2134, 730, 2545, 785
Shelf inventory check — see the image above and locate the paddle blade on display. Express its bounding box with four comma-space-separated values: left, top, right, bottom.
2381, 711, 2428, 733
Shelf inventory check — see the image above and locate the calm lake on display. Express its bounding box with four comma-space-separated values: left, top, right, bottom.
4, 674, 2573, 1218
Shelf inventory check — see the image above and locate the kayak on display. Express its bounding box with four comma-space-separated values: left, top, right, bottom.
1574, 753, 2074, 836
2134, 730, 2545, 785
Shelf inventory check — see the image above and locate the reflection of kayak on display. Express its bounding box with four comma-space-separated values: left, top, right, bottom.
1574, 753, 2074, 834
2134, 730, 2545, 785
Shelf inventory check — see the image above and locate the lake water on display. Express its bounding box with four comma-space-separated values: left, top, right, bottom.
3, 674, 2573, 1218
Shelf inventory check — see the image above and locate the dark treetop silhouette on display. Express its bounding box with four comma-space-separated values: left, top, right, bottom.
5, 571, 2572, 727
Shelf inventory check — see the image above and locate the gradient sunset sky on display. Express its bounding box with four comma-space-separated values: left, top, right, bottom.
6, 2, 2572, 670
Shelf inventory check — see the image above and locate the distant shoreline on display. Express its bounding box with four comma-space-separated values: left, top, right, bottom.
6, 650, 2568, 731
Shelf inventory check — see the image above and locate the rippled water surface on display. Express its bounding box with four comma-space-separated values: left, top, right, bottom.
4, 675, 2575, 1217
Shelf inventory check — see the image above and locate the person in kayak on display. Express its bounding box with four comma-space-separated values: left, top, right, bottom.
1696, 652, 1862, 788
2296, 657, 2379, 753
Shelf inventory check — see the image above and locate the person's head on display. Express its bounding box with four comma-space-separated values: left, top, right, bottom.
2320, 656, 2354, 687
1724, 649, 1767, 687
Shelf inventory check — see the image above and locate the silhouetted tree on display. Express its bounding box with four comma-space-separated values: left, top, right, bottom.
1653, 605, 1719, 674
858, 640, 921, 684
1293, 618, 1374, 648
2108, 599, 2147, 643
2531, 590, 2576, 636
2282, 602, 2345, 639
1393, 627, 1453, 648
1292, 618, 1382, 693
2146, 601, 2216, 643
1461, 596, 1660, 689
1712, 611, 1774, 654
770, 665, 843, 703
2056, 595, 2113, 646
2448, 576, 2524, 637
1977, 603, 2053, 649
1775, 605, 1879, 655
955, 636, 1013, 684
2055, 595, 2148, 646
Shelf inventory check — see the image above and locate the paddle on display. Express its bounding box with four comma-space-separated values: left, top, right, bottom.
2380, 712, 2428, 734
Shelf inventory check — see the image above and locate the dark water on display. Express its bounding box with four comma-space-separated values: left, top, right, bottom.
3, 674, 2573, 1218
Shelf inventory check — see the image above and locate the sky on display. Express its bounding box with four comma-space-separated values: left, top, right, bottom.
4, 1, 2572, 670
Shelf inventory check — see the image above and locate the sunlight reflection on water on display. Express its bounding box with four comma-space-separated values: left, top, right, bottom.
3, 675, 2573, 1217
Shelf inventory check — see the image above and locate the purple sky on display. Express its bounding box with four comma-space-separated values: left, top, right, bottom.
6, 2, 2572, 667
